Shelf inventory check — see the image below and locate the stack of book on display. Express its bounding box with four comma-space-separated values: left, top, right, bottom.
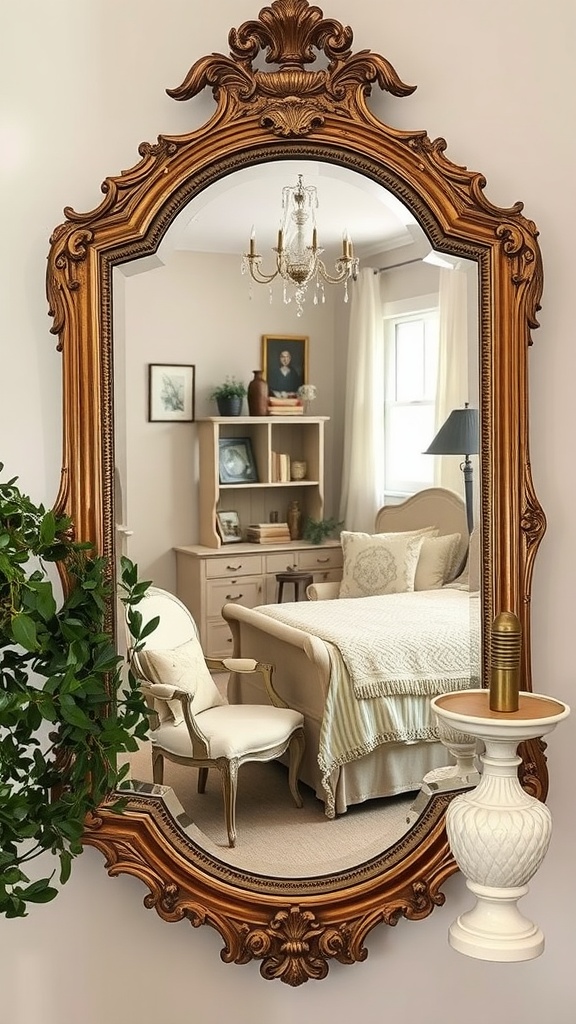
268, 396, 304, 416
271, 451, 291, 482
246, 522, 292, 544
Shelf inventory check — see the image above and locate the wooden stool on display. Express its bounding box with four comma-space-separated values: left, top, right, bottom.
275, 571, 313, 603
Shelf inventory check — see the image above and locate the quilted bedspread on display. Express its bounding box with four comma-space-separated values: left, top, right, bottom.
257, 589, 480, 700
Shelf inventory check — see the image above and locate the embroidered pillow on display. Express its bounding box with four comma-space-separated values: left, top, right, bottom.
138, 637, 225, 725
338, 529, 428, 599
415, 533, 462, 591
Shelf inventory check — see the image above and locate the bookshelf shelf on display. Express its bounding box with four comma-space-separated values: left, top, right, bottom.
197, 416, 328, 548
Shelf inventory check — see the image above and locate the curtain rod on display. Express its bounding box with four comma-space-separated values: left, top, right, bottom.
374, 257, 423, 273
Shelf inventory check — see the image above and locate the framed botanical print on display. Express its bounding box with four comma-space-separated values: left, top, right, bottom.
148, 364, 195, 422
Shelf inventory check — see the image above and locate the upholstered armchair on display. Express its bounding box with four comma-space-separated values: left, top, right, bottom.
126, 588, 305, 847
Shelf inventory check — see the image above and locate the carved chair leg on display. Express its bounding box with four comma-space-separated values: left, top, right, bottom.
218, 757, 239, 847
152, 748, 164, 785
197, 766, 209, 793
287, 729, 305, 808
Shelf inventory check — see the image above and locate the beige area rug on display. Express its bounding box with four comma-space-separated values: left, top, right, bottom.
127, 742, 420, 878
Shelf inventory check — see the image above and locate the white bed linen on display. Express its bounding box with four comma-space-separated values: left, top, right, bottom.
224, 590, 479, 817
239, 590, 479, 817
257, 589, 479, 699
317, 645, 456, 817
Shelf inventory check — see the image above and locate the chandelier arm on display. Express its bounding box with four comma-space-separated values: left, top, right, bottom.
316, 259, 358, 285
244, 259, 281, 285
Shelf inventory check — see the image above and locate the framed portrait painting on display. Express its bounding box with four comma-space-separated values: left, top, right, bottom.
262, 335, 308, 397
218, 437, 258, 484
148, 364, 195, 422
216, 510, 242, 544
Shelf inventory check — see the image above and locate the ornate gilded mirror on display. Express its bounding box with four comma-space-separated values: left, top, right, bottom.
47, 0, 546, 984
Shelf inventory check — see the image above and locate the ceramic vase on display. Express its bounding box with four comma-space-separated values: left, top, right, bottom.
247, 370, 269, 416
287, 500, 302, 540
290, 461, 307, 480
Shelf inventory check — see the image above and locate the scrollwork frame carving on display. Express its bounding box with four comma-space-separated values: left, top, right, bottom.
47, 0, 546, 983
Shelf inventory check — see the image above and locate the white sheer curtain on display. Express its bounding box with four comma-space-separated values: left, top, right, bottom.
433, 266, 469, 496
339, 268, 385, 531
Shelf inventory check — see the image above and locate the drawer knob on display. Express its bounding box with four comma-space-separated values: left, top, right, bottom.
316, 557, 330, 564
226, 593, 243, 601
226, 564, 242, 571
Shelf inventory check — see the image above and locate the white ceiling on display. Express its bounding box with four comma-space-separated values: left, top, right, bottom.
164, 160, 426, 264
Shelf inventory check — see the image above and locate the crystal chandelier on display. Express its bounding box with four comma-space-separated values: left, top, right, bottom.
241, 174, 359, 316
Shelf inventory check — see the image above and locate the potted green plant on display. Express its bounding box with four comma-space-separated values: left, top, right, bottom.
210, 377, 247, 416
0, 465, 155, 918
303, 516, 343, 545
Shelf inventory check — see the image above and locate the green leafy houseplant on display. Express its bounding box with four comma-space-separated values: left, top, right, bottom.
303, 516, 343, 545
0, 466, 156, 918
210, 377, 247, 400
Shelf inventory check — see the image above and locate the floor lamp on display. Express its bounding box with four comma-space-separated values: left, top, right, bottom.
424, 403, 479, 534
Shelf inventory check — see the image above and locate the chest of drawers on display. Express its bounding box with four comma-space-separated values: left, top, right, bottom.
175, 540, 342, 657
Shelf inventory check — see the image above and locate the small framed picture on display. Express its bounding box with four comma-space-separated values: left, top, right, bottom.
262, 335, 308, 397
218, 437, 258, 484
216, 510, 242, 544
148, 364, 195, 422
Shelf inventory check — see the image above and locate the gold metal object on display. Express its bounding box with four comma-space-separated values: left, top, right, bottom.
490, 612, 522, 712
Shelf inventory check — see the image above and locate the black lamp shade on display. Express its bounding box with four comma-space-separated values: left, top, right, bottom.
424, 406, 479, 457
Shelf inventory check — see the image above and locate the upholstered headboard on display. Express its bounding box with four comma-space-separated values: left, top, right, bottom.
374, 487, 469, 572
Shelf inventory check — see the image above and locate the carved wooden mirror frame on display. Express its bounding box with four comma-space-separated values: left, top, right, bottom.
47, 0, 547, 985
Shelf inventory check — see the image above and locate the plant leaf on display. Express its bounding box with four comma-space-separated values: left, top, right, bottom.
10, 613, 40, 652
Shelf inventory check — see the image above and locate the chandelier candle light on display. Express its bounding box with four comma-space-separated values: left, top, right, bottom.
242, 175, 359, 316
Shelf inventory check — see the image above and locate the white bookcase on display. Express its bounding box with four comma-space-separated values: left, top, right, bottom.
197, 416, 329, 548
174, 415, 342, 657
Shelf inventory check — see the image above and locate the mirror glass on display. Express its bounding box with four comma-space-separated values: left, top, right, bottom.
113, 159, 479, 877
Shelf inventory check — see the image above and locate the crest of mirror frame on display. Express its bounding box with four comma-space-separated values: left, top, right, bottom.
46, 0, 547, 986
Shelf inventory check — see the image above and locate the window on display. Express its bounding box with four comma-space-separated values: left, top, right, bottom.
384, 305, 439, 497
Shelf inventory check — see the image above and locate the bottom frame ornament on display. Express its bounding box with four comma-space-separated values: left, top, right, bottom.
83, 789, 461, 985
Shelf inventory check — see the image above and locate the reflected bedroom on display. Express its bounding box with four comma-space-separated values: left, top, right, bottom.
114, 159, 481, 877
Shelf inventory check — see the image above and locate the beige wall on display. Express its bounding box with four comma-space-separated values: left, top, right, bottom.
118, 249, 339, 587
2, 1, 575, 1022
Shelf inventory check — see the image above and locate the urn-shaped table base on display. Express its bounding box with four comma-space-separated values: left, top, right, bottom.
431, 689, 570, 962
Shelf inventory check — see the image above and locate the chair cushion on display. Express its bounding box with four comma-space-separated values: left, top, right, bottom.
338, 529, 433, 599
152, 705, 304, 760
138, 637, 226, 724
414, 532, 462, 590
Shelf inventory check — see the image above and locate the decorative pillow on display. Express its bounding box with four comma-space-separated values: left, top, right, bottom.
415, 533, 462, 591
467, 526, 480, 592
138, 637, 225, 725
338, 529, 429, 599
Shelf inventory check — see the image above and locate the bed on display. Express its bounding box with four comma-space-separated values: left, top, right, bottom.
222, 488, 480, 817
